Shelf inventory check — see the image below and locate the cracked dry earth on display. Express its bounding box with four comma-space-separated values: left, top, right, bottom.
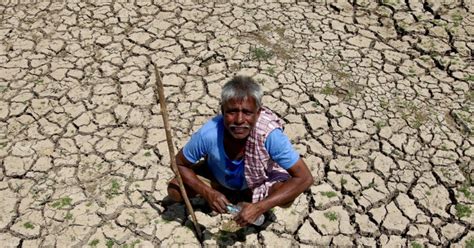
0, 0, 473, 247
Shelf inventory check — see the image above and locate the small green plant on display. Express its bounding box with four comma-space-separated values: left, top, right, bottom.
321, 191, 337, 198
89, 239, 99, 247
64, 212, 73, 220
465, 75, 474, 81
128, 240, 140, 248
324, 211, 338, 221
275, 27, 286, 37
466, 237, 474, 248
380, 98, 389, 109
340, 178, 347, 185
250, 47, 273, 61
465, 90, 473, 103
106, 179, 121, 199
451, 12, 462, 26
321, 85, 336, 95
51, 197, 72, 209
344, 161, 356, 169
266, 66, 275, 75
12, 183, 24, 193
455, 204, 472, 218
411, 241, 423, 248
412, 111, 427, 129
458, 185, 474, 201
368, 181, 377, 188
419, 56, 431, 62
106, 239, 114, 248
375, 121, 386, 130
144, 151, 151, 157
23, 222, 34, 229
425, 191, 432, 196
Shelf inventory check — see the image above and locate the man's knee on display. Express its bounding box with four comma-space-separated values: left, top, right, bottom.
167, 178, 183, 202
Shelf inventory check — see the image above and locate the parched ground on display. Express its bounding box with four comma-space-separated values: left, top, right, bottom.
0, 0, 473, 247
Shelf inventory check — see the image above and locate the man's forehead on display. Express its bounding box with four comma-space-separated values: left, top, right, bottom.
223, 97, 256, 105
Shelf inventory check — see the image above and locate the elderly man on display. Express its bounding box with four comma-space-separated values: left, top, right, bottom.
167, 75, 313, 227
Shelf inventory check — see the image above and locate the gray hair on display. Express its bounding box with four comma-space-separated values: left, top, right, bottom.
221, 76, 263, 109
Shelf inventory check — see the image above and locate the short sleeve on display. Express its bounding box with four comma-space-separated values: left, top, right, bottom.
264, 128, 300, 169
182, 130, 207, 164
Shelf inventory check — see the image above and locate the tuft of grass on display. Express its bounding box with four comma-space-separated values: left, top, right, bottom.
411, 241, 423, 248
368, 181, 377, 188
129, 240, 140, 248
89, 239, 99, 247
321, 191, 337, 198
466, 237, 474, 248
51, 197, 72, 209
465, 75, 474, 81
451, 12, 463, 26
383, 0, 400, 6
64, 212, 73, 220
380, 98, 389, 109
250, 47, 273, 61
324, 211, 338, 221
458, 185, 474, 201
466, 90, 474, 103
266, 66, 275, 75
455, 204, 472, 218
106, 239, 114, 248
23, 222, 34, 229
412, 111, 427, 129
375, 121, 386, 130
321, 85, 336, 95
106, 179, 121, 199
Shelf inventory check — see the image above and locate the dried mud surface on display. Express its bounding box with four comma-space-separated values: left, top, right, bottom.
0, 0, 473, 247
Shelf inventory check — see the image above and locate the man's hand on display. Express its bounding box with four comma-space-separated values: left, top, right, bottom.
234, 202, 265, 227
203, 188, 230, 213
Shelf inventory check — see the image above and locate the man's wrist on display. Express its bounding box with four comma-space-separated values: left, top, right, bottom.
254, 200, 272, 215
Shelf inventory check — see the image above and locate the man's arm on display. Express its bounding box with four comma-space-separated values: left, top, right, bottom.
175, 149, 230, 213
235, 158, 313, 226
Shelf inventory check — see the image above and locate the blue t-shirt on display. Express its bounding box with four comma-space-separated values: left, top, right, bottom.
183, 115, 300, 190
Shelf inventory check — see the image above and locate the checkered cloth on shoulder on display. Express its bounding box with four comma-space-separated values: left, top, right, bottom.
244, 106, 291, 203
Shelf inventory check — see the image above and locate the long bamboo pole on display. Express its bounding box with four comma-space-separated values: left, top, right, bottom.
153, 65, 202, 241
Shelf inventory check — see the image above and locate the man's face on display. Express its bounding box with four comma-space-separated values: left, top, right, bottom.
222, 97, 260, 140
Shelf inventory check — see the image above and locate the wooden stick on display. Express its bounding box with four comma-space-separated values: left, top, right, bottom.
153, 65, 202, 241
